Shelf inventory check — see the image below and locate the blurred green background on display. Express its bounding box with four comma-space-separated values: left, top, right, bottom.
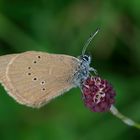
0, 0, 140, 140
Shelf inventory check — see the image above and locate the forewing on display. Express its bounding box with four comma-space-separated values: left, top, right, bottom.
5, 51, 79, 108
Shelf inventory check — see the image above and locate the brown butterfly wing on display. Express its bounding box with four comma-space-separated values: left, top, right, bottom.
5, 51, 79, 108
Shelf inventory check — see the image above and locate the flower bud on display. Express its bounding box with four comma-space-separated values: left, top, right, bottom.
82, 76, 116, 112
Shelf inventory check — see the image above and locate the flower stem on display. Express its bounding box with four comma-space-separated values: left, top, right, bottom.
110, 105, 140, 129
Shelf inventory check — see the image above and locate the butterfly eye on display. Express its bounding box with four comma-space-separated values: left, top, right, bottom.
83, 55, 90, 61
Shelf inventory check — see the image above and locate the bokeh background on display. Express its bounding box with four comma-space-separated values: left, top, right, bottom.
0, 0, 140, 140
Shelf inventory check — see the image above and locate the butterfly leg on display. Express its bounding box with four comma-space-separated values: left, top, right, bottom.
89, 67, 98, 75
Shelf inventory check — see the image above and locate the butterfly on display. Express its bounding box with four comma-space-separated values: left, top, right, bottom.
0, 29, 99, 108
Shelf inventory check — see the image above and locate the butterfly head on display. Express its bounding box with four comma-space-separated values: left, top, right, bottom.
80, 55, 91, 64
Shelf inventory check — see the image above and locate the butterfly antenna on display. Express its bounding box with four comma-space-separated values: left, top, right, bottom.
82, 28, 100, 56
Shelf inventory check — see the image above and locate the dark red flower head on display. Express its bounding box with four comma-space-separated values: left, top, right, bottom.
82, 76, 116, 112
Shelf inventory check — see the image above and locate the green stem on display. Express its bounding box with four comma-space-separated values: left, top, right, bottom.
110, 105, 140, 129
